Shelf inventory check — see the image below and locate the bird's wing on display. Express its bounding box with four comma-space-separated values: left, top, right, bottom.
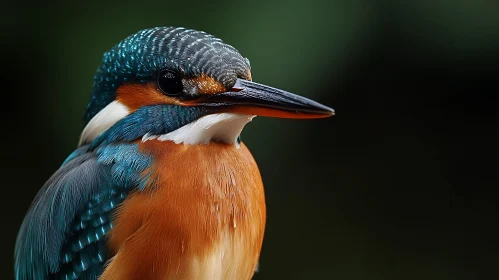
14, 144, 151, 280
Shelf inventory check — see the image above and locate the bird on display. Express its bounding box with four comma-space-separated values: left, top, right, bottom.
14, 27, 334, 280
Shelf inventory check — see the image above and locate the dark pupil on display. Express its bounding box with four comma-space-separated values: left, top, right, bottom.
158, 70, 183, 96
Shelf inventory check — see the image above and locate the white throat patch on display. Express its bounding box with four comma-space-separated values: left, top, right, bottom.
79, 101, 130, 146
143, 113, 255, 146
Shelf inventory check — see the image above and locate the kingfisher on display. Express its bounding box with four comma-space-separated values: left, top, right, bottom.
15, 27, 334, 280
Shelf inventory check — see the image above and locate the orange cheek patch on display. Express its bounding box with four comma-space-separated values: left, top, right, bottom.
115, 75, 228, 111
184, 74, 226, 95
116, 82, 181, 111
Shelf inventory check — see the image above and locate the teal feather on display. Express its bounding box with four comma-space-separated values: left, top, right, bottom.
14, 143, 152, 280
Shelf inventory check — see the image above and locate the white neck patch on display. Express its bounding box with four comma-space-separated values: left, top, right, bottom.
79, 100, 130, 146
143, 113, 255, 146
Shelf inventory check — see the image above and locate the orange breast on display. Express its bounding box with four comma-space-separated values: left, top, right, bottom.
99, 140, 266, 280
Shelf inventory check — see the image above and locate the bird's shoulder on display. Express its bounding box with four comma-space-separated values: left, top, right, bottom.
14, 142, 152, 280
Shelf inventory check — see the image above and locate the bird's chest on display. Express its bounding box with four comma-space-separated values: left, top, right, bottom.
105, 140, 266, 280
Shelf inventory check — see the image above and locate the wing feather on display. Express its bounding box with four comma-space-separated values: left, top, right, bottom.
15, 143, 151, 280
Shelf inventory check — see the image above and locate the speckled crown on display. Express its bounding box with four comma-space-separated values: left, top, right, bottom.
85, 27, 251, 122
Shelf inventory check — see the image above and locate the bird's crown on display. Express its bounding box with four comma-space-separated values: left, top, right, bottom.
86, 27, 251, 122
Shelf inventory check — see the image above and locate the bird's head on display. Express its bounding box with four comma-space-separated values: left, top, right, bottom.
80, 27, 334, 147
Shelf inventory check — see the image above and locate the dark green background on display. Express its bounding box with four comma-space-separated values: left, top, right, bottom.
2, 1, 497, 279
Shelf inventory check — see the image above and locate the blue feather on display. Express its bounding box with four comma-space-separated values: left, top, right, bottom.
96, 144, 152, 190
14, 143, 152, 280
89, 105, 209, 150
61, 146, 90, 166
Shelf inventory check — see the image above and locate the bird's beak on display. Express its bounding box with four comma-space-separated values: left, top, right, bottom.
193, 79, 334, 119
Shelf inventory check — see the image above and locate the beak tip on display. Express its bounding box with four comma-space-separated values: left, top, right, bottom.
315, 104, 335, 118
325, 107, 335, 116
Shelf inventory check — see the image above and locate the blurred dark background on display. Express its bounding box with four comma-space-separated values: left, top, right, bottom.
2, 0, 497, 279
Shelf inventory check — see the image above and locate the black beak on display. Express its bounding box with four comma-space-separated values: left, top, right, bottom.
194, 79, 334, 119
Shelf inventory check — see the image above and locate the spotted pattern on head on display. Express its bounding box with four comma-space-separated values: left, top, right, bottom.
86, 27, 251, 123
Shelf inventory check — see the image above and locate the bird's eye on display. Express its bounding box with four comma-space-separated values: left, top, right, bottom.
157, 70, 183, 96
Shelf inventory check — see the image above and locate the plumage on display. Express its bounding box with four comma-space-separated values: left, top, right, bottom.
79, 101, 130, 146
15, 26, 333, 280
151, 113, 255, 145
89, 105, 209, 149
15, 143, 152, 280
100, 140, 265, 280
